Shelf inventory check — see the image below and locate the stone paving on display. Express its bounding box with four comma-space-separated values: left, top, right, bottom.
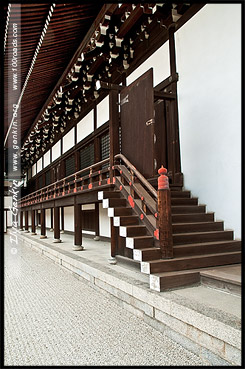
4, 234, 204, 366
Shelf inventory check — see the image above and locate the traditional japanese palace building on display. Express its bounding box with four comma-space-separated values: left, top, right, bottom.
4, 3, 241, 291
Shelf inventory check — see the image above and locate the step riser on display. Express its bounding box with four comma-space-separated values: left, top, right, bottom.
120, 226, 147, 237
174, 242, 241, 257
126, 237, 154, 249
150, 272, 200, 292
172, 206, 206, 214
141, 253, 241, 274
103, 198, 127, 208
113, 216, 139, 227
133, 248, 161, 261
173, 231, 233, 245
98, 191, 121, 200
172, 213, 214, 223
172, 222, 223, 234
170, 191, 190, 198
108, 208, 132, 217
171, 198, 198, 205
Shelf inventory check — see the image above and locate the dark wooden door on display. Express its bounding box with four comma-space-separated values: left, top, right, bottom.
120, 68, 155, 178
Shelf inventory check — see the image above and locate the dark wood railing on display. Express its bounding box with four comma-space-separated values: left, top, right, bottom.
19, 154, 173, 259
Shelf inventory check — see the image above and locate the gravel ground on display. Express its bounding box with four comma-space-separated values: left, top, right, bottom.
4, 234, 204, 366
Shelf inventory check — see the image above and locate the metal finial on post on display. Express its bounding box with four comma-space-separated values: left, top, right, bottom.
157, 165, 173, 259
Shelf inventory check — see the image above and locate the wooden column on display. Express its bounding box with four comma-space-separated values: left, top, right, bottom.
53, 206, 61, 243
31, 210, 36, 235
109, 89, 120, 181
60, 207, 64, 233
157, 166, 173, 258
109, 90, 120, 263
50, 208, 54, 231
73, 200, 83, 250
24, 210, 29, 232
19, 211, 24, 230
109, 218, 118, 264
94, 202, 100, 241
168, 24, 182, 186
40, 209, 47, 239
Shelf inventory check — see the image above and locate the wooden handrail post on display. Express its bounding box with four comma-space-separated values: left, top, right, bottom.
158, 166, 173, 259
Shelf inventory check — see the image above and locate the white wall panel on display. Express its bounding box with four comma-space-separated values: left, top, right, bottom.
46, 208, 51, 228
36, 158, 42, 173
62, 128, 75, 154
97, 96, 109, 128
175, 4, 241, 238
64, 206, 74, 232
32, 163, 36, 177
99, 203, 110, 238
43, 150, 50, 168
52, 140, 61, 161
77, 110, 94, 143
127, 41, 170, 87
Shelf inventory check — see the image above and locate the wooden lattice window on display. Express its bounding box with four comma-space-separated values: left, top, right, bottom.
80, 143, 94, 173
100, 132, 110, 160
65, 155, 75, 177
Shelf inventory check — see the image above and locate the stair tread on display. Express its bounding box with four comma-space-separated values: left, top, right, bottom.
145, 251, 241, 264
128, 235, 153, 240
152, 264, 241, 277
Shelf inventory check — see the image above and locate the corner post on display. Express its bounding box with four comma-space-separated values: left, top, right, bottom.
24, 210, 29, 232
158, 166, 173, 259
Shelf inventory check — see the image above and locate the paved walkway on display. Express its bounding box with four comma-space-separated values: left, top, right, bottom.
4, 234, 204, 366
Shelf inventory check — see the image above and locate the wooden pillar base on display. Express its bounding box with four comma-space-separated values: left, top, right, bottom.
94, 236, 100, 241
24, 230, 30, 233
108, 257, 117, 264
60, 230, 65, 234
40, 235, 47, 239
53, 238, 62, 243
72, 245, 84, 251
50, 228, 54, 232
31, 232, 37, 235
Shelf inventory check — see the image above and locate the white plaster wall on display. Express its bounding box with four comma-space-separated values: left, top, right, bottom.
99, 203, 111, 238
64, 206, 74, 232
127, 41, 170, 87
82, 204, 95, 210
52, 140, 61, 161
43, 150, 51, 168
46, 208, 51, 228
32, 163, 36, 177
36, 158, 42, 173
175, 4, 241, 238
77, 110, 94, 143
62, 128, 75, 154
97, 96, 109, 128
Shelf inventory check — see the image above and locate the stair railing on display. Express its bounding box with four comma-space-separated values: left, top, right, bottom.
114, 154, 173, 259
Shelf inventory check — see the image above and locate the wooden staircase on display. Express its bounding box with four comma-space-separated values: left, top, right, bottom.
98, 184, 241, 292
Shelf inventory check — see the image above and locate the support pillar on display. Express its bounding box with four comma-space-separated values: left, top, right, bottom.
60, 207, 64, 233
94, 202, 100, 241
50, 208, 54, 231
24, 210, 29, 232
73, 201, 83, 251
40, 209, 47, 239
53, 207, 61, 243
109, 218, 117, 264
31, 210, 36, 235
19, 211, 24, 231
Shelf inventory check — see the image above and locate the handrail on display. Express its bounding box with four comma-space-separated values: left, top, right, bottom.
114, 154, 157, 199
20, 157, 110, 203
